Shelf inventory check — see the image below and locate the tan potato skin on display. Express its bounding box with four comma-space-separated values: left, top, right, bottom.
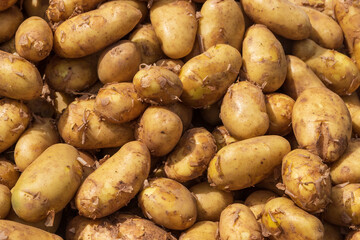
323, 222, 343, 240
212, 126, 238, 151
288, 0, 335, 18
292, 87, 352, 162
180, 44, 242, 108
0, 159, 20, 189
241, 0, 311, 40
166, 103, 193, 131
207, 135, 291, 191
14, 118, 59, 172
219, 203, 262, 240
190, 182, 233, 221
0, 6, 24, 44
292, 39, 360, 95
179, 221, 219, 240
0, 220, 63, 240
99, 0, 148, 23
245, 190, 278, 222
0, 0, 17, 11
155, 59, 184, 74
58, 99, 135, 149
0, 185, 10, 219
53, 2, 142, 58
220, 81, 269, 140
343, 92, 360, 136
53, 91, 74, 116
0, 51, 42, 100
261, 197, 324, 240
75, 141, 150, 219
15, 17, 53, 62
24, 0, 49, 18
242, 24, 287, 93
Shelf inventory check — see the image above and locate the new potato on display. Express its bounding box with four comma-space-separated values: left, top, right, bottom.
0, 185, 11, 219
212, 126, 238, 151
342, 92, 360, 136
0, 159, 20, 189
244, 190, 278, 222
179, 221, 219, 240
0, 6, 23, 43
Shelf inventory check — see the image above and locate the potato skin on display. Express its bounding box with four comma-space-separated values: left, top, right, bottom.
212, 126, 238, 150
0, 159, 20, 189
0, 0, 17, 11
156, 59, 184, 74
207, 135, 291, 191
75, 141, 150, 219
99, 0, 148, 23
166, 102, 193, 131
138, 178, 197, 230
292, 87, 352, 162
0, 185, 10, 219
347, 231, 360, 240
0, 6, 24, 44
245, 190, 278, 222
343, 92, 360, 136
179, 221, 219, 240
24, 0, 49, 18
220, 81, 269, 140
287, 0, 335, 18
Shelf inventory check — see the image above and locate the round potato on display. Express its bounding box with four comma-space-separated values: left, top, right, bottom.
211, 126, 238, 151
0, 159, 19, 189
244, 190, 278, 222
180, 221, 219, 240
166, 102, 193, 131
0, 185, 10, 219
155, 59, 184, 74
0, 0, 17, 11
343, 92, 360, 136
24, 0, 49, 18
0, 6, 23, 44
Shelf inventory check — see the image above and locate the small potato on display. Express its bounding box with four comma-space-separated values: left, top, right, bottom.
58, 99, 135, 149
198, 0, 245, 51
0, 0, 17, 11
212, 126, 238, 150
0, 159, 19, 189
0, 185, 11, 219
0, 6, 23, 44
180, 44, 242, 108
24, 0, 49, 18
133, 66, 183, 105
292, 87, 352, 162
75, 141, 150, 219
138, 178, 197, 230
190, 182, 233, 221
282, 149, 331, 213
323, 222, 343, 240
244, 190, 278, 221
98, 40, 141, 84
0, 36, 16, 54
261, 197, 324, 240
208, 135, 291, 191
200, 101, 222, 126
219, 203, 262, 240
180, 221, 219, 240
99, 0, 148, 23
343, 92, 360, 136
220, 81, 269, 140
242, 0, 311, 40
136, 106, 183, 156
94, 82, 147, 124
287, 0, 335, 18
15, 17, 53, 62
292, 39, 360, 95
150, 0, 197, 59
347, 231, 360, 240
53, 2, 142, 58
156, 59, 184, 74
166, 102, 193, 131
242, 24, 287, 93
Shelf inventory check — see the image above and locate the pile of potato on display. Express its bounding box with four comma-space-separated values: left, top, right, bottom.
1, 0, 360, 239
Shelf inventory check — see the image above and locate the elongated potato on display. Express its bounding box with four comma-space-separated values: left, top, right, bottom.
292, 39, 360, 95
24, 0, 49, 18
242, 0, 311, 40
0, 185, 10, 219
220, 81, 269, 140
180, 221, 219, 240
58, 98, 135, 149
0, 6, 23, 44
262, 197, 324, 240
242, 24, 287, 92
245, 190, 278, 222
0, 159, 19, 189
53, 2, 142, 58
208, 135, 291, 191
180, 44, 242, 108
343, 92, 360, 136
0, 0, 17, 11
212, 126, 238, 151
292, 87, 352, 162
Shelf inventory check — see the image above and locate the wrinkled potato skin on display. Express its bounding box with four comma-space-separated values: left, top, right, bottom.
165, 128, 217, 182
24, 0, 49, 18
180, 221, 219, 240
262, 197, 324, 240
244, 190, 278, 221
292, 39, 360, 95
155, 59, 184, 74
190, 182, 233, 221
208, 135, 291, 191
242, 0, 311, 40
166, 103, 193, 131
58, 99, 135, 149
99, 0, 148, 23
0, 159, 20, 189
53, 2, 142, 58
0, 0, 17, 11
282, 149, 331, 212
212, 126, 238, 151
14, 118, 59, 172
76, 141, 150, 219
242, 24, 287, 93
220, 81, 269, 140
0, 6, 24, 44
323, 222, 343, 240
288, 0, 335, 18
343, 92, 360, 135
292, 87, 352, 162
0, 185, 10, 219
138, 178, 197, 230
180, 44, 242, 108
219, 203, 262, 240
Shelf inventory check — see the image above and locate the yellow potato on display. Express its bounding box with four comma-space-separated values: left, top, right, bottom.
53, 91, 74, 116
77, 150, 95, 181
292, 87, 352, 162
180, 221, 219, 240
99, 0, 148, 23
288, 0, 335, 18
256, 166, 285, 196
24, 0, 49, 18
166, 102, 193, 131
0, 185, 10, 219
323, 222, 343, 240
244, 190, 278, 222
343, 92, 360, 136
0, 159, 20, 189
0, 0, 17, 11
212, 126, 238, 151
0, 6, 23, 44
155, 59, 184, 74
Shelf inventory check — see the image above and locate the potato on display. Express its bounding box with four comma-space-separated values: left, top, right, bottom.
138, 178, 197, 230
180, 221, 219, 240
53, 91, 74, 116
99, 0, 148, 23
292, 39, 360, 95
242, 24, 287, 93
45, 54, 98, 93
150, 0, 197, 59
287, 0, 335, 18
15, 17, 53, 62
282, 55, 326, 100
156, 59, 184, 74
244, 190, 278, 221
200, 101, 221, 126
24, 0, 49, 18
98, 40, 141, 84
76, 141, 150, 219
133, 66, 183, 104
166, 103, 193, 131
343, 92, 360, 136
77, 150, 95, 181
347, 231, 360, 240
256, 166, 284, 196
292, 87, 352, 162
0, 99, 30, 154
241, 0, 311, 40
11, 144, 82, 222
190, 182, 233, 221
220, 81, 269, 140
58, 98, 135, 149
261, 197, 324, 240
198, 0, 245, 51
0, 0, 17, 11
323, 222, 343, 240
282, 149, 331, 213
212, 126, 238, 150
0, 159, 19, 189
0, 6, 23, 44
0, 220, 63, 240
0, 36, 16, 54
208, 135, 291, 191
136, 106, 183, 156
129, 24, 163, 64
53, 2, 142, 58
0, 185, 10, 219
219, 203, 262, 240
